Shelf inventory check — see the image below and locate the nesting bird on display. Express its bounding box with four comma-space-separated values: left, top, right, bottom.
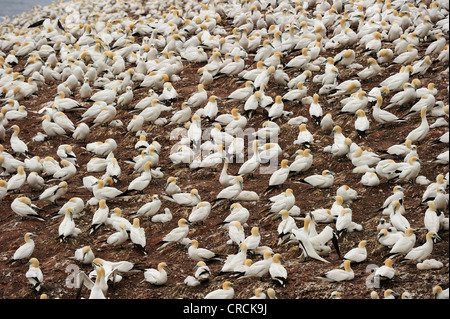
0, 0, 448, 302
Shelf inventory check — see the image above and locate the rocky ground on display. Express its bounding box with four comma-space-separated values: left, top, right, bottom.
0, 3, 448, 301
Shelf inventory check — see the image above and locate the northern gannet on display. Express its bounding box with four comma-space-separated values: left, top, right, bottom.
218, 203, 249, 227
377, 48, 394, 65
106, 223, 129, 248
393, 156, 423, 183
131, 195, 161, 218
329, 79, 361, 97
58, 208, 82, 241
406, 94, 436, 117
130, 218, 147, 255
7, 232, 37, 264
125, 161, 153, 193
336, 208, 362, 236
329, 291, 342, 299
52, 159, 77, 181
292, 216, 330, 263
402, 231, 441, 263
377, 227, 405, 248
204, 281, 235, 299
298, 170, 334, 189
11, 196, 45, 221
9, 125, 31, 156
337, 91, 369, 115
219, 243, 248, 275
354, 109, 370, 137
374, 258, 396, 282
336, 185, 358, 203
308, 208, 334, 224
243, 226, 261, 252
92, 179, 123, 201
383, 289, 400, 299
289, 149, 313, 175
158, 218, 191, 248
72, 123, 90, 141
144, 262, 171, 286
86, 139, 118, 157
226, 81, 255, 102
379, 186, 406, 216
263, 188, 296, 218
393, 44, 419, 65
421, 174, 446, 204
357, 58, 380, 80
88, 199, 109, 234
380, 65, 413, 92
318, 260, 354, 282
386, 228, 417, 258
214, 176, 243, 201
240, 249, 273, 279
228, 221, 246, 246
165, 189, 201, 206
187, 239, 222, 262
74, 246, 95, 265
424, 201, 441, 233
6, 165, 26, 192
238, 140, 260, 176
404, 107, 429, 143
264, 159, 290, 194
88, 267, 107, 299
372, 95, 406, 125
361, 172, 380, 186
343, 240, 368, 264
277, 209, 298, 245
184, 261, 211, 286
387, 200, 410, 232
250, 288, 267, 299
433, 285, 449, 299
293, 124, 313, 147
26, 257, 44, 292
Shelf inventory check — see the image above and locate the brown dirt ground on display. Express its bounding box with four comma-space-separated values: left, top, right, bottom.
0, 9, 448, 301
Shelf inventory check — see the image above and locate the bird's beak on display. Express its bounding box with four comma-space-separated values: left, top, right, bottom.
92, 261, 102, 269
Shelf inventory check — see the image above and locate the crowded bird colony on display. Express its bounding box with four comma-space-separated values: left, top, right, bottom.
0, 0, 448, 300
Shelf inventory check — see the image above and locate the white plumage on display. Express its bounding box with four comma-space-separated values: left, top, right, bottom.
204, 281, 235, 299
300, 170, 334, 189
7, 232, 37, 264
318, 260, 354, 282
403, 231, 441, 263
159, 218, 191, 247
26, 258, 44, 291
144, 262, 170, 285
